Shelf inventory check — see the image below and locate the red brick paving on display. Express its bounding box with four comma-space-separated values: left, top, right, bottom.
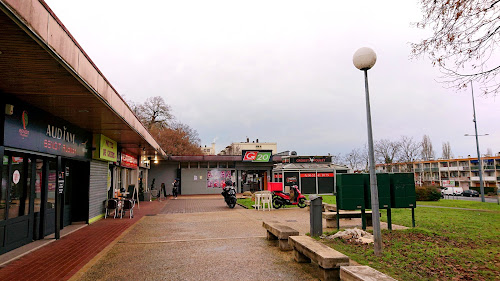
0, 200, 167, 281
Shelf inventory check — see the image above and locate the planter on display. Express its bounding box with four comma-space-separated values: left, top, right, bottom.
142, 191, 151, 201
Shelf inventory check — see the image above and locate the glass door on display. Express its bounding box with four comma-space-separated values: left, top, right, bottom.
0, 152, 35, 254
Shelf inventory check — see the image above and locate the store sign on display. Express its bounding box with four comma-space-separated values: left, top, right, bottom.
274, 174, 283, 178
242, 150, 272, 162
95, 134, 118, 162
121, 151, 138, 169
288, 156, 332, 163
4, 100, 91, 160
286, 176, 297, 183
300, 172, 334, 178
442, 180, 455, 187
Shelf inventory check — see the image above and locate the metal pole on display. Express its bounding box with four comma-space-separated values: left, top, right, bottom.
363, 69, 382, 255
471, 82, 485, 202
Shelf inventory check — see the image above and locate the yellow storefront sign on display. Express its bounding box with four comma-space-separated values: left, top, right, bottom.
93, 134, 117, 162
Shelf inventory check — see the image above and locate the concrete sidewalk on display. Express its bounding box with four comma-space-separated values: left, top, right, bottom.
0, 195, 408, 280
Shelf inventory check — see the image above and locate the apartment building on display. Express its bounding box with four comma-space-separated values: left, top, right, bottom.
375, 155, 500, 189
218, 138, 277, 155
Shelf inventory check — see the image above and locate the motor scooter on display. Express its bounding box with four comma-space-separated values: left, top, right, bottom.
272, 185, 307, 209
221, 181, 237, 208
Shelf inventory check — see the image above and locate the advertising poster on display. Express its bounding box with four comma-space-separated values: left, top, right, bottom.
207, 170, 234, 188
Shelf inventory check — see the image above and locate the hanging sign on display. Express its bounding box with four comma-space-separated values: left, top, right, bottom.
58, 172, 64, 194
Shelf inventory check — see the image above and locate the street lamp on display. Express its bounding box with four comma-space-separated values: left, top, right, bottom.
353, 47, 382, 256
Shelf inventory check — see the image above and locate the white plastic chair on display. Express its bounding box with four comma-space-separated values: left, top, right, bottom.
255, 193, 263, 210
261, 193, 272, 211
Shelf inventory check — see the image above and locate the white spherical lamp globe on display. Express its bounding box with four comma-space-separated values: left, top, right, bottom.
353, 47, 377, 70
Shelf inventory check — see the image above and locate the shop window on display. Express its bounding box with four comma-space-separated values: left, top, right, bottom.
8, 156, 30, 218
47, 160, 56, 209
219, 162, 227, 168
180, 162, 189, 169
199, 162, 208, 168
190, 162, 199, 169
228, 162, 235, 168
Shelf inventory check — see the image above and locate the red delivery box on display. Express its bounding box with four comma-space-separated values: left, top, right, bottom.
267, 182, 283, 192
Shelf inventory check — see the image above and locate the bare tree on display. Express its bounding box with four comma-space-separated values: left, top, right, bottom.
411, 0, 500, 96
374, 139, 401, 164
398, 136, 422, 162
343, 148, 364, 171
421, 135, 435, 160
442, 142, 453, 159
132, 96, 173, 129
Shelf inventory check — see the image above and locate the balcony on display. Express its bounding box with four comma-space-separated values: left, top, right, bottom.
424, 168, 431, 172
470, 176, 497, 182
431, 168, 439, 172
484, 165, 495, 170
414, 168, 422, 172
458, 177, 470, 181
471, 166, 479, 171
448, 166, 462, 171
496, 165, 500, 169
439, 167, 449, 171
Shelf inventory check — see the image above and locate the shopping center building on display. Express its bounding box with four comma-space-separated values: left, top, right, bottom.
0, 1, 165, 254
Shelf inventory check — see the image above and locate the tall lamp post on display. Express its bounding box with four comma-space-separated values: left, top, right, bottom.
353, 47, 382, 256
465, 81, 487, 202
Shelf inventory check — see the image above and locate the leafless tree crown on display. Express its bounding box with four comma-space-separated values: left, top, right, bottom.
421, 135, 435, 160
411, 0, 500, 96
374, 139, 401, 164
398, 136, 422, 162
441, 141, 453, 159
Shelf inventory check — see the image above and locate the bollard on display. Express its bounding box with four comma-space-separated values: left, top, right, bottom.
309, 195, 323, 237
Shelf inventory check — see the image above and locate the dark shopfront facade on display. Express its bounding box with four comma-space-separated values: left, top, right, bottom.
272, 156, 351, 194
1, 98, 92, 254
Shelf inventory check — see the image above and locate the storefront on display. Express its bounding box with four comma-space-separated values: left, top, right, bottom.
148, 153, 278, 195
1, 97, 92, 254
272, 156, 350, 194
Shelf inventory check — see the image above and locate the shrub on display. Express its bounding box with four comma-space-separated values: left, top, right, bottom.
470, 187, 497, 195
415, 185, 441, 201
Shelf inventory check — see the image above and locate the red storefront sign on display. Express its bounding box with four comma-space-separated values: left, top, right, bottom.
121, 152, 138, 169
300, 173, 334, 178
274, 174, 283, 178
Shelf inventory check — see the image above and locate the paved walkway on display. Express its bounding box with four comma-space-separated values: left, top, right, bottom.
0, 195, 407, 280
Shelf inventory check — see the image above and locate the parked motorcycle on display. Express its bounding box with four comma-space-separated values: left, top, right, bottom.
272, 185, 307, 209
221, 181, 237, 208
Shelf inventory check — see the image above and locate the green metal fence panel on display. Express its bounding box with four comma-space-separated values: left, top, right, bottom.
336, 174, 365, 210
390, 173, 416, 208
364, 173, 391, 209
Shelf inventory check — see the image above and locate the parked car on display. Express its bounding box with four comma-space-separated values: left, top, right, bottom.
462, 189, 480, 197
441, 187, 464, 196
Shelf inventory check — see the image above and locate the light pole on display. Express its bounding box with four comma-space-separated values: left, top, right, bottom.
353, 47, 382, 256
464, 81, 487, 202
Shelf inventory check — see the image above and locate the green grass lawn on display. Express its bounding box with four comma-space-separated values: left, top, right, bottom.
320, 201, 500, 280
418, 199, 500, 211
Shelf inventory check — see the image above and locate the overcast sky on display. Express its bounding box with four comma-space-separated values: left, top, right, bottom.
45, 0, 499, 158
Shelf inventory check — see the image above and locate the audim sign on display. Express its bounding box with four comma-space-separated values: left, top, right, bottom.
4, 101, 92, 160
242, 150, 273, 163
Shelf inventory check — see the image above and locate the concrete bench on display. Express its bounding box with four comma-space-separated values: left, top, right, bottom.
288, 235, 349, 281
322, 211, 373, 228
262, 221, 299, 251
306, 201, 329, 212
340, 266, 397, 281
324, 203, 337, 211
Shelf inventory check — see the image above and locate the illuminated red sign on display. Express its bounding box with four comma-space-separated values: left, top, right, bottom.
121, 152, 138, 169
243, 151, 258, 161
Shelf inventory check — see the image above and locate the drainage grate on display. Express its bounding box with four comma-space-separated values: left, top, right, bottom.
285, 220, 297, 222
145, 214, 157, 216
